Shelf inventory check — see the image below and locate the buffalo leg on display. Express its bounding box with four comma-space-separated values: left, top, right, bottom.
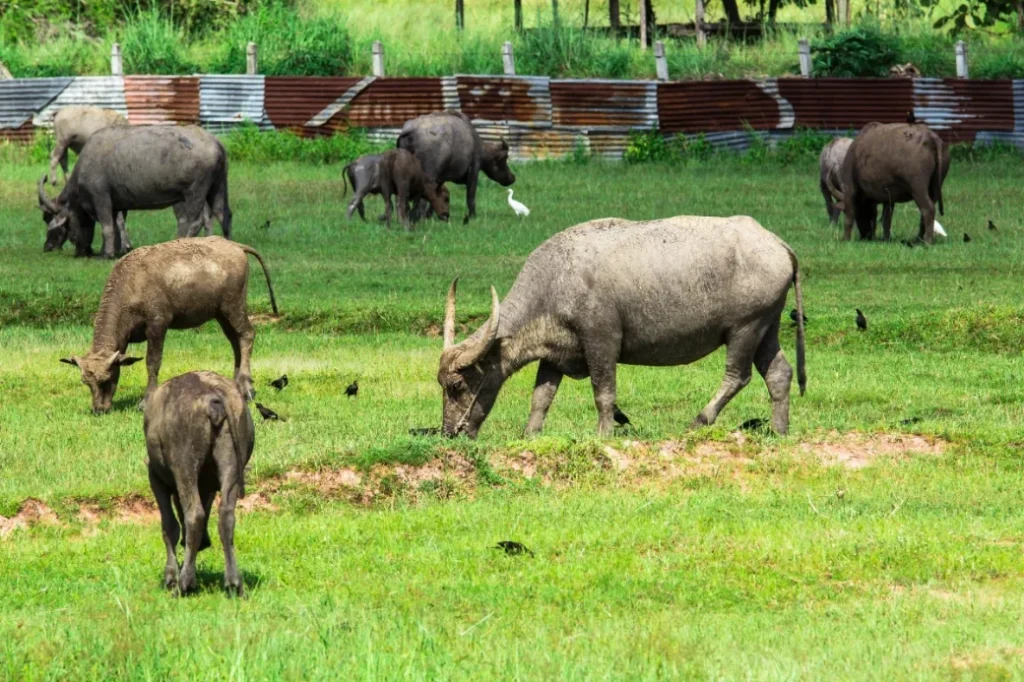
841, 200, 856, 241
583, 337, 620, 436
210, 179, 231, 239
217, 312, 255, 401
347, 190, 368, 221
693, 327, 759, 429
116, 212, 131, 252
464, 173, 479, 225
821, 179, 839, 224
176, 485, 206, 595
882, 202, 894, 241
92, 194, 119, 258
753, 321, 793, 435
216, 442, 244, 597
148, 467, 180, 590
396, 181, 412, 231
142, 326, 167, 410
381, 179, 396, 229
525, 360, 564, 436
49, 140, 70, 186
912, 185, 937, 244
174, 198, 206, 239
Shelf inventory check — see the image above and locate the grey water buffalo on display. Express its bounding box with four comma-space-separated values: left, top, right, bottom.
378, 149, 450, 229
397, 111, 515, 224
48, 106, 127, 186
39, 125, 232, 258
826, 122, 950, 243
438, 216, 806, 438
60, 237, 278, 414
144, 371, 254, 596
819, 137, 852, 224
342, 153, 382, 221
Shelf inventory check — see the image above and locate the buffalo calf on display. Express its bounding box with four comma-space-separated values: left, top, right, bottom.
144, 371, 255, 596
378, 149, 450, 230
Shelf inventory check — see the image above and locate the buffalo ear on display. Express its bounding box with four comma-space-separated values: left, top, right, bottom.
60, 357, 79, 367
117, 355, 143, 367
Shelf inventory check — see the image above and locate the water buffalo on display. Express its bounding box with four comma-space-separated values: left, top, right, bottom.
378, 149, 450, 229
342, 152, 449, 224
826, 122, 950, 244
438, 216, 806, 438
60, 237, 278, 414
39, 125, 232, 258
819, 137, 852, 224
48, 106, 127, 186
397, 111, 515, 224
144, 371, 254, 596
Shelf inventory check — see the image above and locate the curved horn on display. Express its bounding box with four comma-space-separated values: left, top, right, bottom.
455, 286, 501, 369
443, 277, 459, 350
37, 175, 57, 213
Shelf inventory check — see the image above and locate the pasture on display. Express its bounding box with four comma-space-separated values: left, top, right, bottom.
3, 152, 1024, 679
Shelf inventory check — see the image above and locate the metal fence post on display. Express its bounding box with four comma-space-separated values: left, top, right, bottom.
654, 41, 669, 81
246, 42, 258, 75
111, 43, 123, 76
956, 40, 968, 78
372, 40, 385, 77
502, 42, 516, 76
798, 38, 812, 77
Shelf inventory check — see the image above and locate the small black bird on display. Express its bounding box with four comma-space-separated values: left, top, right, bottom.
260, 219, 271, 230
901, 239, 916, 248
964, 233, 972, 243
988, 220, 998, 232
255, 403, 284, 421
270, 374, 288, 391
345, 380, 359, 397
789, 308, 808, 324
738, 417, 770, 433
494, 541, 534, 557
906, 110, 917, 124
856, 309, 867, 332
612, 404, 631, 427
409, 427, 440, 436
899, 416, 922, 426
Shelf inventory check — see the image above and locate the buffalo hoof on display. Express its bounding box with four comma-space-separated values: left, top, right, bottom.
224, 582, 245, 599
164, 570, 178, 591
462, 215, 471, 225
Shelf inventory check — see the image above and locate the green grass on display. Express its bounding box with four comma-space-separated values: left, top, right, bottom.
4, 150, 1024, 678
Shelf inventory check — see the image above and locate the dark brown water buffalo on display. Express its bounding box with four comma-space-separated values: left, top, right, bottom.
378, 149, 450, 229
826, 123, 950, 244
60, 237, 278, 414
144, 371, 254, 596
397, 111, 515, 224
39, 125, 232, 258
438, 216, 806, 438
48, 106, 127, 186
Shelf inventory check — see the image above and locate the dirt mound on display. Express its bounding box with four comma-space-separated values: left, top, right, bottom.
0, 499, 58, 538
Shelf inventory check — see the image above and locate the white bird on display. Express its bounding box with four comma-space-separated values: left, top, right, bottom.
932, 219, 947, 238
507, 189, 530, 217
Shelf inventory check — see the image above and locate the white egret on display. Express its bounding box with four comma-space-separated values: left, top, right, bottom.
507, 189, 530, 217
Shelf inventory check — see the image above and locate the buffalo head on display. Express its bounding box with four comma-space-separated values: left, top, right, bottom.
38, 175, 72, 252
61, 351, 142, 414
481, 139, 515, 187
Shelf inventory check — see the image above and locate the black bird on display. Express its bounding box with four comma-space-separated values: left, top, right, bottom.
988, 220, 998, 232
906, 110, 917, 124
269, 374, 288, 391
855, 309, 867, 332
900, 239, 916, 248
899, 416, 922, 426
789, 308, 808, 324
612, 404, 631, 427
255, 403, 284, 421
494, 541, 534, 557
738, 417, 770, 433
260, 219, 271, 230
409, 427, 440, 436
345, 380, 359, 397
963, 233, 972, 243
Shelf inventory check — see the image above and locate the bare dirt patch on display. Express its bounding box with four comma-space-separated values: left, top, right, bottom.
0, 499, 58, 538
802, 432, 946, 469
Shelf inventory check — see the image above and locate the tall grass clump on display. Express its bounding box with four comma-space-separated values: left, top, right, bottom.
119, 7, 197, 75
209, 2, 351, 76
220, 122, 383, 164
514, 22, 635, 77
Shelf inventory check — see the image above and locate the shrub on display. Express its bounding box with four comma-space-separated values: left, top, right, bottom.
624, 129, 669, 164
119, 7, 197, 75
220, 123, 383, 165
811, 26, 902, 77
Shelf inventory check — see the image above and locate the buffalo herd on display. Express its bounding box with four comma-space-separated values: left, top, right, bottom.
29, 105, 950, 595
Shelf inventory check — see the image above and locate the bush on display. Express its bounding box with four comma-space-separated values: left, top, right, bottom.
515, 23, 634, 78
624, 129, 669, 164
811, 26, 902, 77
119, 7, 197, 75
220, 122, 383, 165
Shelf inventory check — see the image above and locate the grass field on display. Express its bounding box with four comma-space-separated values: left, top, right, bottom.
4, 150, 1024, 679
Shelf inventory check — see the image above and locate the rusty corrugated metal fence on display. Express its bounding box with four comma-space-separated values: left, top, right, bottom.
1, 74, 1022, 157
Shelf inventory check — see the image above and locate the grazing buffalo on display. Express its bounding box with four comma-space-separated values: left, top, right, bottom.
39, 125, 232, 258
144, 371, 254, 596
826, 122, 950, 243
438, 216, 806, 438
397, 111, 515, 224
60, 237, 278, 414
48, 106, 127, 186
819, 137, 852, 224
378, 149, 450, 229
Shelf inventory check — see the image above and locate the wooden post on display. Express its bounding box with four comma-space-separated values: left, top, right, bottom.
639, 0, 648, 49
502, 41, 516, 75
111, 43, 123, 76
609, 0, 620, 29
836, 0, 848, 26
955, 40, 968, 78
514, 0, 523, 31
246, 42, 258, 75
372, 40, 385, 77
654, 41, 669, 80
456, 0, 465, 30
584, 0, 590, 27
552, 0, 560, 24
798, 38, 811, 77
695, 0, 706, 49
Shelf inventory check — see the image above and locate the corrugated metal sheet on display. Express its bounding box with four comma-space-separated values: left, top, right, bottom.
975, 79, 1024, 148
0, 120, 37, 142
365, 127, 403, 146
913, 78, 1013, 143
658, 80, 781, 134
441, 77, 460, 111
779, 78, 912, 130
0, 78, 71, 129
551, 79, 657, 130
509, 126, 586, 161
33, 77, 127, 126
124, 76, 200, 125
456, 75, 551, 127
199, 75, 267, 129
264, 77, 360, 135
346, 78, 444, 128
